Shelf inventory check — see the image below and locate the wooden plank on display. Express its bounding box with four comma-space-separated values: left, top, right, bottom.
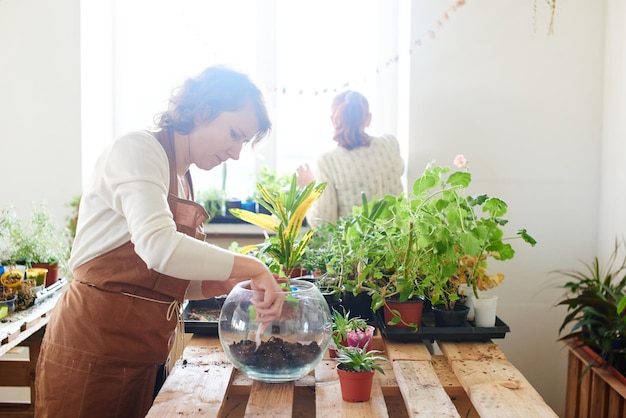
393, 360, 459, 417
146, 346, 234, 417
565, 350, 581, 418
315, 359, 389, 417
450, 359, 558, 418
245, 380, 294, 417
431, 355, 465, 397
437, 341, 507, 362
591, 372, 608, 418
383, 339, 431, 361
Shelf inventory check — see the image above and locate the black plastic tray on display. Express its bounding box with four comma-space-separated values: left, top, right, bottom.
183, 297, 225, 335
377, 309, 510, 342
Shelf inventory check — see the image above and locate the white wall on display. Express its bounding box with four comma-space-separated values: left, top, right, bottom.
2, 0, 625, 416
409, 1, 607, 416
599, 0, 626, 253
0, 0, 81, 226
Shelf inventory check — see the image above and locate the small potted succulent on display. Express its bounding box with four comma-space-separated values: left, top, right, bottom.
334, 346, 387, 402
329, 309, 375, 357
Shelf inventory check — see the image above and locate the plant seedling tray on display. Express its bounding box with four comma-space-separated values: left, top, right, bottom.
183, 297, 225, 335
377, 309, 510, 342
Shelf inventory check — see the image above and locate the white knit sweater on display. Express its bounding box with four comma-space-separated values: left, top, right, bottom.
306, 134, 404, 227
70, 130, 235, 281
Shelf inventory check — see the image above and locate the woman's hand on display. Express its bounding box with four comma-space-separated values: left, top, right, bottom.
227, 254, 284, 323
296, 163, 315, 188
249, 272, 285, 323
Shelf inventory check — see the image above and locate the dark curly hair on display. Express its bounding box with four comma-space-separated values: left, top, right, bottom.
155, 66, 271, 144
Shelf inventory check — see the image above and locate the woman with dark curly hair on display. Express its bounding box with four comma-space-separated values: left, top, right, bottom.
297, 90, 404, 227
35, 66, 283, 418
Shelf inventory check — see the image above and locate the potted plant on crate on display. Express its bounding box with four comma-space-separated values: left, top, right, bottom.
334, 345, 387, 402
555, 238, 626, 414
556, 238, 626, 376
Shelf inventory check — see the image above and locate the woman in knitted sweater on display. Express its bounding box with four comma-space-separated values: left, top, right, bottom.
296, 90, 404, 227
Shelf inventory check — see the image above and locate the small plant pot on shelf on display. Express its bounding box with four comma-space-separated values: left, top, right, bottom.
32, 262, 59, 287
336, 365, 375, 402
0, 294, 17, 319
432, 303, 469, 327
346, 325, 375, 350
472, 295, 498, 327
383, 297, 424, 329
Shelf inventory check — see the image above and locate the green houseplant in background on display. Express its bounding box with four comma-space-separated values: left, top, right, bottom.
556, 238, 626, 375
229, 174, 326, 278
196, 188, 227, 222
0, 203, 71, 285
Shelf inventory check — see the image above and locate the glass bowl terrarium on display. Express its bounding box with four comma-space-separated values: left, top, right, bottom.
219, 278, 332, 382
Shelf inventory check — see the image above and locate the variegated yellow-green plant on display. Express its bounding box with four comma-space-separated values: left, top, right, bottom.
230, 174, 326, 277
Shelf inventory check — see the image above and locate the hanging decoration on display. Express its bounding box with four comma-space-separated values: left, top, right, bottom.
269, 0, 467, 97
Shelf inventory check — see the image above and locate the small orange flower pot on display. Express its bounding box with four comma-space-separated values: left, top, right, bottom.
336, 365, 374, 402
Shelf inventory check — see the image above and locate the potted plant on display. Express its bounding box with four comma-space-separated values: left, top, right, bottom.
196, 188, 226, 222
329, 309, 375, 357
253, 165, 293, 215
555, 239, 626, 414
0, 203, 71, 286
409, 155, 536, 318
556, 238, 626, 375
334, 345, 387, 402
321, 194, 426, 325
229, 173, 326, 278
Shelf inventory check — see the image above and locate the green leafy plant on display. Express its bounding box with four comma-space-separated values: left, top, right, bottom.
196, 188, 227, 223
556, 238, 626, 373
0, 203, 71, 272
409, 156, 536, 310
229, 174, 326, 277
334, 346, 387, 374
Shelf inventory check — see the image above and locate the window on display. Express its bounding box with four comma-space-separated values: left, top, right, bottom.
81, 0, 409, 200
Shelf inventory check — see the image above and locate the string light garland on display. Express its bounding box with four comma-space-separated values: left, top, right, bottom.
267, 0, 467, 97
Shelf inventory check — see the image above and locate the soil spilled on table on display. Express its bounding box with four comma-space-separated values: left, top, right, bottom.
228, 336, 321, 370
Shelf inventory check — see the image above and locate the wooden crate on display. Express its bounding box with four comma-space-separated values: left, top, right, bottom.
565, 341, 626, 418
148, 334, 558, 417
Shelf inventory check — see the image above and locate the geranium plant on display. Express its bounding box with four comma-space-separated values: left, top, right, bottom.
229, 174, 326, 277
414, 155, 537, 310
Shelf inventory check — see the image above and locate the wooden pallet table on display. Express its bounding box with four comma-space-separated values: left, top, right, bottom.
148, 333, 558, 418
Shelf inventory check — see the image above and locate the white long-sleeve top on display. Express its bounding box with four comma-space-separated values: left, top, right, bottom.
306, 134, 404, 228
70, 130, 234, 281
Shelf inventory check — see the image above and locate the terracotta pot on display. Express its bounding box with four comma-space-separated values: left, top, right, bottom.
432, 303, 469, 327
336, 365, 374, 402
32, 262, 59, 287
346, 325, 375, 350
383, 297, 424, 328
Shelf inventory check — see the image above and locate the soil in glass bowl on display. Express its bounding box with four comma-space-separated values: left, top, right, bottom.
219, 279, 331, 382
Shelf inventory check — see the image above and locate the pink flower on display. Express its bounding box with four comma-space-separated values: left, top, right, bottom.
453, 154, 467, 168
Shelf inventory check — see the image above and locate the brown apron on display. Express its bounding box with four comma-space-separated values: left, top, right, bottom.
35, 129, 209, 418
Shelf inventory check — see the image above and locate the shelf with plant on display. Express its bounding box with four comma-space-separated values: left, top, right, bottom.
556, 238, 626, 376
229, 173, 326, 278
0, 203, 71, 277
